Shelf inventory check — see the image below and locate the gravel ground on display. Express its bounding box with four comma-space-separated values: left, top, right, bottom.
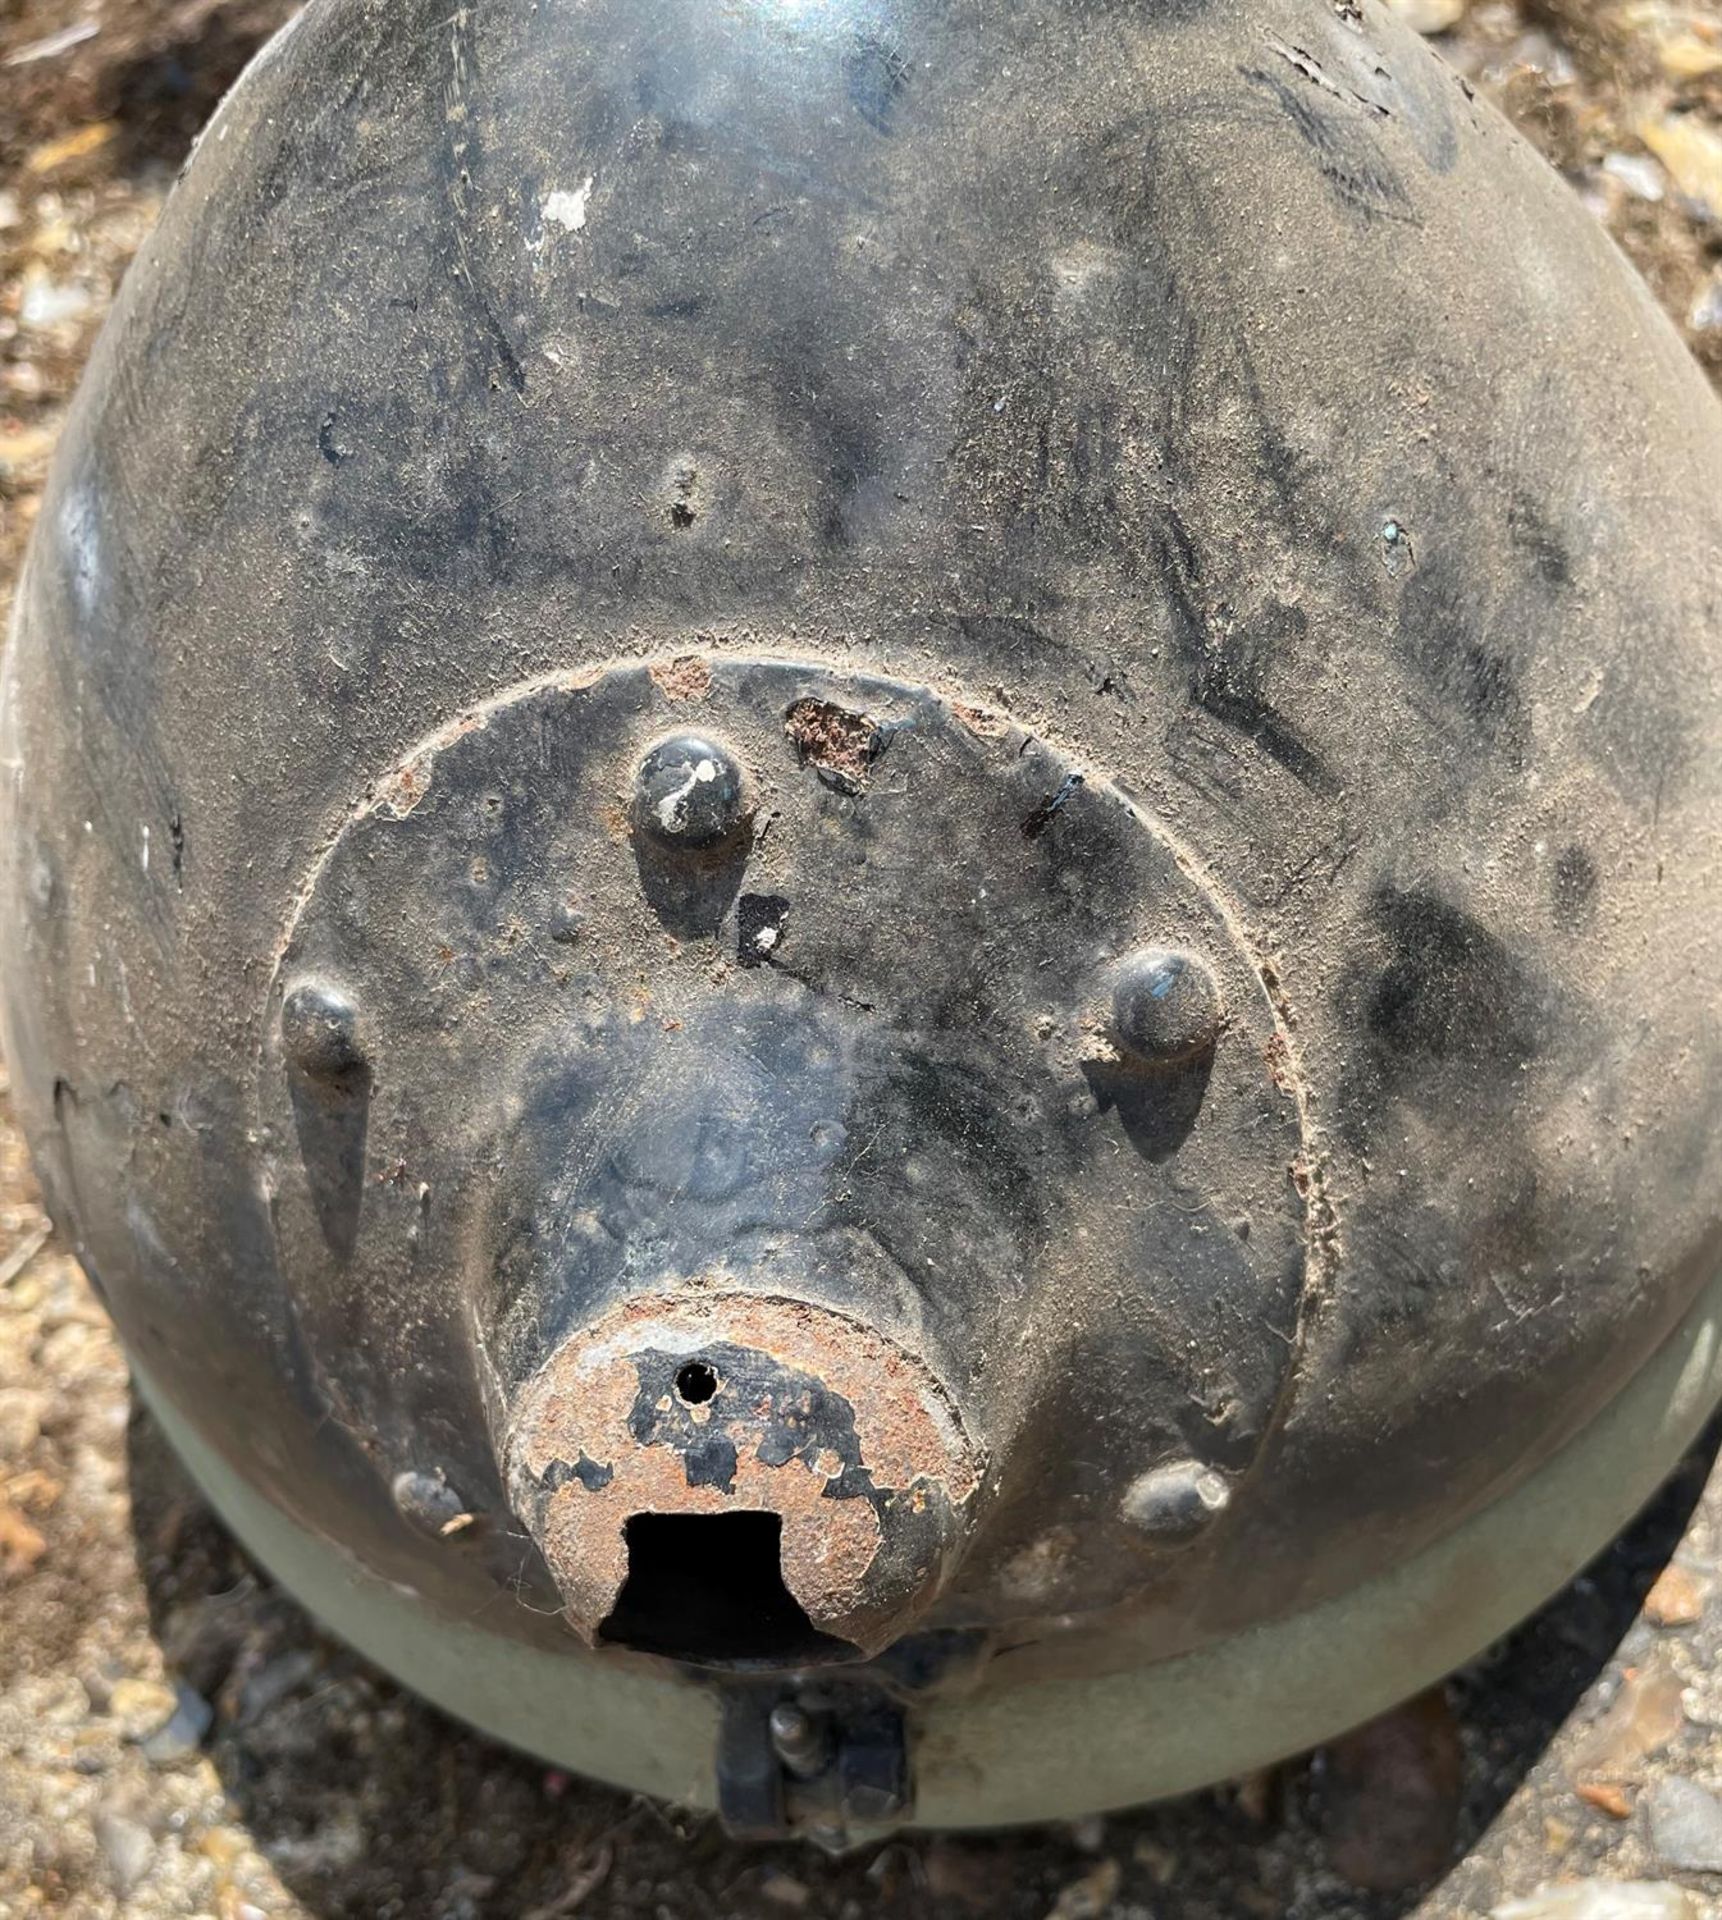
4, 3, 1722, 1916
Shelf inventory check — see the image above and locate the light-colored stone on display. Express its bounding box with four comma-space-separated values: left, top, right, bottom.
1640, 116, 1722, 222
1602, 153, 1667, 204
1495, 1884, 1700, 1919
1647, 1775, 1722, 1874
1644, 1564, 1707, 1629
17, 263, 94, 331
140, 1684, 213, 1765
1660, 34, 1722, 82
1691, 273, 1722, 333
92, 1808, 156, 1895
1382, 0, 1467, 33
0, 1387, 48, 1457
1571, 1663, 1687, 1781
106, 1677, 178, 1740
1047, 1859, 1122, 1920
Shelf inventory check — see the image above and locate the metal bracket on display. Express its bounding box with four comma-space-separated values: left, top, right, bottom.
717, 1681, 911, 1845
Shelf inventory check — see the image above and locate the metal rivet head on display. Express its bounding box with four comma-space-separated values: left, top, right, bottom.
632, 734, 749, 852
1121, 1460, 1231, 1544
1111, 948, 1223, 1068
391, 1469, 471, 1539
281, 979, 365, 1081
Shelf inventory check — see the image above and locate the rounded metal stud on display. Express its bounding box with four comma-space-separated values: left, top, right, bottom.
391, 1468, 471, 1539
769, 1700, 832, 1779
1111, 948, 1223, 1068
1121, 1459, 1231, 1545
632, 734, 749, 852
281, 979, 365, 1082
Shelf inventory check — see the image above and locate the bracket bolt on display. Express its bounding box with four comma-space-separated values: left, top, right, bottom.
768, 1700, 832, 1779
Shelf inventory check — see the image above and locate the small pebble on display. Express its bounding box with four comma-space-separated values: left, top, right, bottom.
1046, 1859, 1122, 1920
1133, 1834, 1179, 1884
0, 421, 63, 476
1576, 1781, 1633, 1820
1068, 1814, 1107, 1853
1690, 273, 1722, 334
107, 1677, 178, 1738
0, 1386, 49, 1457
0, 1498, 47, 1573
236, 1647, 319, 1724
1602, 153, 1666, 203
92, 1807, 156, 1894
1495, 1885, 1699, 1919
1647, 1775, 1722, 1874
18, 264, 94, 331
23, 121, 117, 175
1382, 0, 1467, 33
1661, 35, 1722, 82
263, 1809, 366, 1875
198, 1826, 249, 1870
757, 1866, 810, 1910
1639, 116, 1722, 222
139, 1682, 213, 1764
1644, 1564, 1706, 1629
1571, 1663, 1686, 1780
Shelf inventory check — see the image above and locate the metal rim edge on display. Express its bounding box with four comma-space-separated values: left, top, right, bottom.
129, 1259, 1722, 1829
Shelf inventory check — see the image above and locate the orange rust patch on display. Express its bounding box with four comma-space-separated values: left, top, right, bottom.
785, 698, 880, 791
507, 1293, 978, 1652
649, 654, 713, 702
377, 752, 433, 817
951, 701, 1010, 739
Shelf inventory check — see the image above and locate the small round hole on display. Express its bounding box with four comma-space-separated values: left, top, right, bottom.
675, 1360, 720, 1405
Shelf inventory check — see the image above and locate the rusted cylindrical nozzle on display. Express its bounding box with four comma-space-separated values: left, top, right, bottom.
505, 1294, 980, 1663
